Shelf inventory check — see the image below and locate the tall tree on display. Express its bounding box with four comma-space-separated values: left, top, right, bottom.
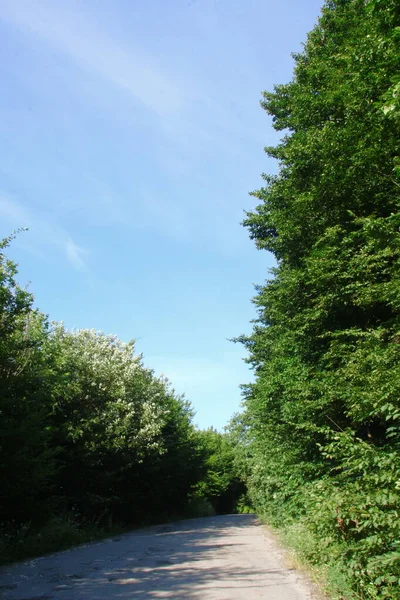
1, 237, 205, 554
0, 234, 55, 524
238, 1, 400, 597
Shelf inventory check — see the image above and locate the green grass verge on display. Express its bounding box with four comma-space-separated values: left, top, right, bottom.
256, 515, 358, 600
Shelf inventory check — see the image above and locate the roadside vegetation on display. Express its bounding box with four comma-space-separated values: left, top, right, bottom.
231, 1, 400, 598
0, 236, 246, 563
2, 2, 400, 598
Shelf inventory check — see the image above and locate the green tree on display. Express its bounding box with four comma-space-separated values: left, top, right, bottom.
0, 238, 206, 561
238, 1, 400, 597
0, 234, 55, 524
195, 428, 246, 514
44, 325, 202, 524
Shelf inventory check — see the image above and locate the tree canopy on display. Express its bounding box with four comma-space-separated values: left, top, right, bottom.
235, 0, 400, 597
0, 233, 247, 563
0, 234, 208, 560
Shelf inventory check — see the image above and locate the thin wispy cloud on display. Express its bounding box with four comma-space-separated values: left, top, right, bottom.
0, 0, 269, 260
0, 0, 321, 429
0, 193, 89, 271
0, 0, 184, 118
0, 0, 267, 151
0, 194, 29, 225
65, 238, 87, 270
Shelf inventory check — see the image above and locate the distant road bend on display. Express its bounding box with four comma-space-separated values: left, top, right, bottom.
0, 515, 320, 599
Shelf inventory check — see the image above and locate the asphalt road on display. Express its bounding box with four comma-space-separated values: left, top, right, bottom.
0, 515, 319, 599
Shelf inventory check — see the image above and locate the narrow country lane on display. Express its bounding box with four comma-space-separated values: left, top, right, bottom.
0, 515, 320, 600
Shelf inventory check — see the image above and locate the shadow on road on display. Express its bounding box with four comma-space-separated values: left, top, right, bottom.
1, 515, 302, 599
75, 515, 264, 598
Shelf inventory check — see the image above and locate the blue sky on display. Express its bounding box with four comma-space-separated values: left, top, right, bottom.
0, 0, 323, 430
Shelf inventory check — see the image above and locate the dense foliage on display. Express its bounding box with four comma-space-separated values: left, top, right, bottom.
0, 234, 248, 563
194, 428, 247, 514
3, 3, 399, 594
235, 0, 400, 597
0, 235, 207, 561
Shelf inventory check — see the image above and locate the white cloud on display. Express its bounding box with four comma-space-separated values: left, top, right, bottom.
0, 194, 29, 225
0, 0, 184, 118
0, 0, 266, 256
0, 0, 263, 149
0, 193, 89, 271
65, 238, 87, 270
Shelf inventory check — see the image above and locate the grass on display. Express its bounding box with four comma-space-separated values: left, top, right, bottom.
257, 514, 358, 600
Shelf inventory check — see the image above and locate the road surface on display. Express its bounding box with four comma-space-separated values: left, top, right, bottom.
0, 515, 320, 599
